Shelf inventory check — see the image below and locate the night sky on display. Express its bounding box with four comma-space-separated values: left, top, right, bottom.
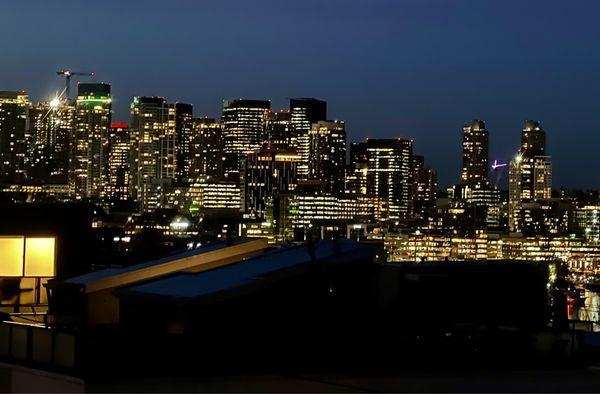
2, 0, 599, 188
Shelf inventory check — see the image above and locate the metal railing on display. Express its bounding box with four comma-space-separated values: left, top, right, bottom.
0, 321, 78, 372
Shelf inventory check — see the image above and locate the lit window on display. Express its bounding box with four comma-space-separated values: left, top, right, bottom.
25, 238, 55, 277
0, 237, 25, 276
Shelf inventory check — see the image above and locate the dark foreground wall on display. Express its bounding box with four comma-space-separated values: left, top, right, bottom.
77, 258, 563, 377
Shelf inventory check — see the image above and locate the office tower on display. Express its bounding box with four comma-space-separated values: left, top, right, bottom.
509, 155, 552, 232
574, 206, 600, 244
412, 155, 438, 219
221, 99, 270, 180
105, 123, 131, 201
521, 120, 545, 157
0, 91, 30, 182
345, 142, 369, 195
188, 180, 241, 212
345, 162, 368, 195
308, 120, 346, 194
518, 199, 569, 236
71, 83, 111, 198
242, 148, 299, 219
358, 138, 413, 221
508, 120, 552, 232
172, 103, 193, 182
349, 141, 368, 165
129, 96, 169, 205
460, 183, 501, 229
290, 98, 327, 179
265, 110, 291, 150
190, 117, 223, 181
460, 119, 488, 186
28, 99, 74, 184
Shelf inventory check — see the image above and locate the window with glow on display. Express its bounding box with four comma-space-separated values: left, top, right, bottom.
0, 237, 25, 277
25, 238, 56, 277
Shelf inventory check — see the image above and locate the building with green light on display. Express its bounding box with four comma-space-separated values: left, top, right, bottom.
70, 83, 112, 199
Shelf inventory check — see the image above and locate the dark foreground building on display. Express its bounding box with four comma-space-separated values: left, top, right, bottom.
0, 236, 593, 391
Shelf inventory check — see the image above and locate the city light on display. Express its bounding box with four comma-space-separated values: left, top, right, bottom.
49, 96, 61, 109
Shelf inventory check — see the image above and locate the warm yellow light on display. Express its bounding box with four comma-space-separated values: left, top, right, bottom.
24, 238, 55, 277
0, 237, 25, 277
49, 97, 61, 109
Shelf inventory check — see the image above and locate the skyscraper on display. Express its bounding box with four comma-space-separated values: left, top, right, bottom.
221, 99, 270, 180
242, 148, 299, 219
172, 103, 193, 182
521, 120, 546, 157
345, 142, 369, 195
130, 96, 169, 204
509, 120, 552, 232
308, 120, 346, 194
105, 122, 131, 201
28, 99, 74, 184
71, 83, 111, 198
190, 117, 223, 181
290, 98, 327, 179
265, 110, 292, 151
0, 91, 30, 182
412, 155, 438, 219
461, 119, 488, 186
358, 138, 413, 221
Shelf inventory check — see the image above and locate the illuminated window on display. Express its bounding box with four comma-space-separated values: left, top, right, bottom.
24, 238, 55, 277
0, 237, 25, 277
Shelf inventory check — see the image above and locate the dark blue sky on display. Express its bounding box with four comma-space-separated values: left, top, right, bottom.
2, 0, 599, 188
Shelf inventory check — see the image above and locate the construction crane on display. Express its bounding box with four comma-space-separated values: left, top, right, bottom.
491, 159, 508, 188
56, 69, 94, 100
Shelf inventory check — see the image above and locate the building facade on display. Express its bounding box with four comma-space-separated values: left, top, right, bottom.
0, 91, 30, 182
461, 119, 488, 186
190, 117, 223, 181
242, 149, 299, 219
509, 120, 552, 232
71, 83, 112, 199
105, 122, 131, 201
290, 98, 327, 180
358, 138, 413, 221
308, 120, 346, 194
28, 99, 74, 184
172, 103, 193, 182
221, 99, 270, 180
129, 96, 169, 206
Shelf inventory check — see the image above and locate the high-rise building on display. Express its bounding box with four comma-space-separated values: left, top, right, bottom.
345, 162, 368, 196
461, 119, 488, 186
172, 103, 193, 182
265, 110, 292, 151
345, 142, 369, 195
28, 99, 74, 184
190, 117, 223, 181
242, 148, 299, 219
412, 155, 438, 219
458, 183, 501, 229
290, 98, 327, 179
221, 99, 270, 180
508, 120, 552, 232
129, 96, 169, 205
105, 122, 131, 201
0, 91, 30, 182
574, 206, 600, 244
308, 120, 346, 194
71, 83, 111, 198
356, 138, 413, 221
521, 120, 546, 157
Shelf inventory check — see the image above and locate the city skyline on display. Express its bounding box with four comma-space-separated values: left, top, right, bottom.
2, 2, 600, 389
2, 0, 599, 188
1, 83, 586, 190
